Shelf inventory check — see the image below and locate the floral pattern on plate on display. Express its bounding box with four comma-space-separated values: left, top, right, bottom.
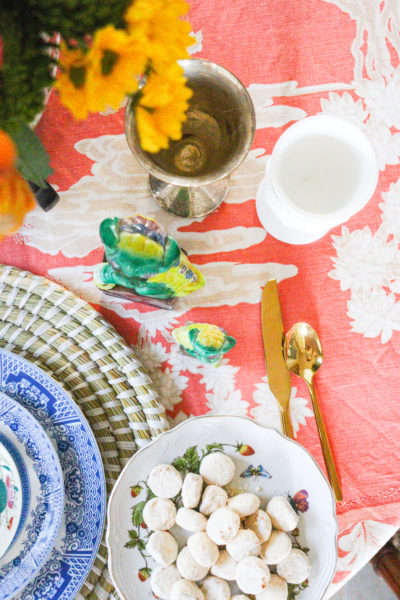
0, 350, 106, 600
0, 393, 63, 599
107, 418, 333, 600
0, 435, 23, 559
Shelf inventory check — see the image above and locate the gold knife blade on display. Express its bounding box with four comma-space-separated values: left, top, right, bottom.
261, 279, 293, 438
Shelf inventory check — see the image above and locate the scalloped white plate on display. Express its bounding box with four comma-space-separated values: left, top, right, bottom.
107, 416, 338, 600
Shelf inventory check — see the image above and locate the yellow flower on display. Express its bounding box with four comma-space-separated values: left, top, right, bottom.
86, 25, 148, 113
0, 167, 35, 240
55, 44, 91, 120
126, 0, 189, 24
136, 64, 192, 152
125, 0, 193, 69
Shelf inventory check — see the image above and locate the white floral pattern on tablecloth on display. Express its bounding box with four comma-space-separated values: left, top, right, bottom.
322, 1, 400, 344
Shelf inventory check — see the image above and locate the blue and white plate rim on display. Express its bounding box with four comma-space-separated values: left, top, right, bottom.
0, 348, 107, 600
0, 391, 65, 598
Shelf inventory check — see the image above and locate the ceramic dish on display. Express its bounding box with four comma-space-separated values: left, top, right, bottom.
107, 415, 338, 600
0, 349, 106, 600
0, 433, 28, 559
0, 392, 64, 599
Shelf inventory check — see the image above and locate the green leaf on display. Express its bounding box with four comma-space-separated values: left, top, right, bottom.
183, 446, 200, 472
137, 539, 146, 550
129, 529, 138, 540
172, 457, 188, 472
287, 583, 301, 599
6, 121, 52, 187
205, 443, 224, 453
184, 446, 199, 462
132, 501, 146, 526
125, 529, 139, 548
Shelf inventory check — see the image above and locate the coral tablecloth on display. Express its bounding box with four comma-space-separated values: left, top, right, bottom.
1, 0, 400, 596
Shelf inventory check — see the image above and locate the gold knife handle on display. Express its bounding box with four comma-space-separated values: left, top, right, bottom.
280, 407, 294, 439
306, 379, 343, 502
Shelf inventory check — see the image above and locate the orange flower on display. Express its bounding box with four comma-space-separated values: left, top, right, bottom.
0, 168, 35, 239
0, 130, 17, 171
0, 131, 35, 240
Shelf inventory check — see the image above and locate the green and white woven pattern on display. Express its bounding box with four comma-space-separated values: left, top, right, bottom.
0, 263, 169, 600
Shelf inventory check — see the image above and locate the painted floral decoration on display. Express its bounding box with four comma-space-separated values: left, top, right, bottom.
125, 442, 310, 600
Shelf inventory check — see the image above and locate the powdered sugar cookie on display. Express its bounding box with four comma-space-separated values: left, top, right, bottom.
206, 507, 240, 545
200, 485, 228, 516
151, 565, 181, 600
176, 546, 210, 581
256, 574, 288, 600
276, 548, 311, 584
176, 507, 207, 532
148, 464, 182, 499
201, 576, 231, 600
182, 473, 204, 508
211, 549, 237, 581
147, 531, 178, 565
143, 497, 177, 531
236, 556, 270, 595
266, 496, 299, 532
187, 531, 219, 567
245, 510, 272, 543
260, 531, 292, 565
200, 453, 235, 486
227, 493, 260, 518
171, 580, 204, 600
226, 529, 261, 561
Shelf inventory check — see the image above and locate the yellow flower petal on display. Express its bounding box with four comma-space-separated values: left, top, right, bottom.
85, 25, 147, 113
136, 106, 170, 153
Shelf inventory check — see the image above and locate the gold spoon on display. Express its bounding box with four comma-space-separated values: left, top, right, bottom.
284, 322, 343, 502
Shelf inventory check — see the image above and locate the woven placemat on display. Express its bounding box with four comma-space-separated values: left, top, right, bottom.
0, 264, 170, 600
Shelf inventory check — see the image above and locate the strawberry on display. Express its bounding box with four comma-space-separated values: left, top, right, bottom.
236, 443, 255, 456
138, 568, 151, 582
140, 522, 148, 529
130, 485, 142, 498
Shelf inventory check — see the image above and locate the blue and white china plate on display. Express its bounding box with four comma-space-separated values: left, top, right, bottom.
0, 392, 64, 598
0, 349, 106, 600
0, 432, 28, 560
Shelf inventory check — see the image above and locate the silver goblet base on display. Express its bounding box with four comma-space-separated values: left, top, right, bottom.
149, 175, 229, 218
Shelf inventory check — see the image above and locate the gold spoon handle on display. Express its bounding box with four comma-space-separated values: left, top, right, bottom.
305, 379, 343, 502
280, 407, 294, 439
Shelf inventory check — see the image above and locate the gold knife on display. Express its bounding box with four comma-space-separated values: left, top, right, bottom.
261, 279, 293, 438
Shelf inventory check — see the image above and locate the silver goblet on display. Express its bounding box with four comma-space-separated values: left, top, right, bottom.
125, 58, 256, 218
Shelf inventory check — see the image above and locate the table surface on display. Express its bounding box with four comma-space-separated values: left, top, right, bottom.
1, 0, 400, 596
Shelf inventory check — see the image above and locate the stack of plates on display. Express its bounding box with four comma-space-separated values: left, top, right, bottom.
0, 349, 106, 600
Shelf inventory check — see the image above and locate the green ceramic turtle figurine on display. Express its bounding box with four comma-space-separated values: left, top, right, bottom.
172, 322, 236, 365
94, 215, 205, 300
